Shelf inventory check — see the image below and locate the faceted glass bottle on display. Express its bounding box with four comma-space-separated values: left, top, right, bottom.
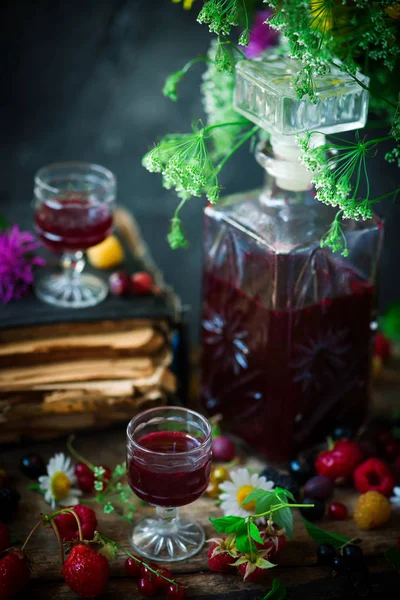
200, 167, 382, 462
200, 53, 382, 462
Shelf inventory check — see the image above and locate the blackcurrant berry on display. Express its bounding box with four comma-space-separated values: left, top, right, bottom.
332, 555, 351, 574
20, 454, 46, 479
288, 458, 314, 485
342, 544, 365, 567
260, 468, 300, 500
300, 497, 325, 522
316, 543, 336, 565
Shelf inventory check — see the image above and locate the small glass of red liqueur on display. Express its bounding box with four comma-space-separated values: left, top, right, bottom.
127, 406, 212, 562
33, 162, 115, 308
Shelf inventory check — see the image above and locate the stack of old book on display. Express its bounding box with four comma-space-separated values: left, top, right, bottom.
0, 208, 186, 443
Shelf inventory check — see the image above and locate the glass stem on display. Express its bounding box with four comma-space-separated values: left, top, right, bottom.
156, 507, 180, 534
60, 251, 85, 282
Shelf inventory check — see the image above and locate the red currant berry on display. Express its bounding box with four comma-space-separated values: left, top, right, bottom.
75, 462, 92, 477
131, 272, 154, 295
328, 502, 348, 520
140, 563, 158, 579
109, 271, 132, 296
153, 567, 173, 587
77, 474, 95, 493
166, 583, 186, 599
137, 577, 157, 597
125, 556, 142, 577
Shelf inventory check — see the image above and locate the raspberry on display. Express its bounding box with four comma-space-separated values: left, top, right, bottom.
236, 557, 270, 582
207, 541, 236, 572
354, 458, 395, 496
0, 551, 30, 600
0, 522, 11, 552
62, 544, 110, 598
55, 505, 97, 541
353, 491, 391, 530
315, 440, 363, 482
255, 525, 286, 558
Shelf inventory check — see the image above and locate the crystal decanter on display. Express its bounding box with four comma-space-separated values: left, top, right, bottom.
200, 54, 383, 462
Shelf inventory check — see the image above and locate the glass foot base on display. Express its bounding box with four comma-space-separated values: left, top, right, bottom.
130, 515, 205, 562
35, 272, 108, 308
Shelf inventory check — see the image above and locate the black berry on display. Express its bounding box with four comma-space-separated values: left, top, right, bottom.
332, 555, 351, 574
260, 468, 300, 500
300, 497, 325, 522
332, 426, 354, 440
0, 488, 20, 522
20, 454, 46, 479
288, 458, 314, 485
316, 543, 336, 565
342, 544, 365, 567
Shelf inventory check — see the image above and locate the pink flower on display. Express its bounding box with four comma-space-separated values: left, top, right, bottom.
0, 225, 45, 303
244, 10, 280, 59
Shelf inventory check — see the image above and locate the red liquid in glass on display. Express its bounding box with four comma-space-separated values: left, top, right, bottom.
34, 196, 113, 253
127, 431, 211, 507
201, 270, 374, 463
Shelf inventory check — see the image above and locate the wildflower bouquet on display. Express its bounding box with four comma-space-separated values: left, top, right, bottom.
143, 0, 400, 254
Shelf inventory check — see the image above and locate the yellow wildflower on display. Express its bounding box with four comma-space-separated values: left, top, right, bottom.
171, 0, 196, 9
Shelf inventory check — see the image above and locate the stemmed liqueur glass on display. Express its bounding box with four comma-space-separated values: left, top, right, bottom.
127, 406, 212, 562
33, 162, 116, 308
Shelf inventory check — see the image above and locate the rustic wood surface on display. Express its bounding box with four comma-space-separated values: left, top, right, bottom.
1, 419, 399, 600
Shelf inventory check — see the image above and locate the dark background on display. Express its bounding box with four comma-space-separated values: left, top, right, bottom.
0, 0, 399, 342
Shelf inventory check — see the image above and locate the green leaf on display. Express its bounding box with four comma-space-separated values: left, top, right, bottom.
385, 546, 400, 572
273, 506, 294, 539
249, 521, 263, 544
261, 578, 287, 600
303, 519, 351, 549
274, 487, 295, 502
209, 516, 244, 533
257, 557, 276, 569
235, 531, 255, 554
0, 216, 7, 231
256, 493, 278, 514
243, 489, 269, 504
27, 483, 42, 492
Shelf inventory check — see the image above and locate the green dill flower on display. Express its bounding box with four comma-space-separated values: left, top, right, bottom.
197, 0, 240, 37
298, 132, 377, 220
112, 463, 126, 478
104, 502, 115, 514
94, 466, 105, 478
142, 123, 219, 201
385, 97, 400, 166
94, 480, 104, 492
320, 210, 349, 257
214, 39, 235, 73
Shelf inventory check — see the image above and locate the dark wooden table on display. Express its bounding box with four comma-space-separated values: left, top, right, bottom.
2, 420, 399, 600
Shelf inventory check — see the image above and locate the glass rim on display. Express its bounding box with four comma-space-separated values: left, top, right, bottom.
34, 161, 116, 195
126, 405, 212, 457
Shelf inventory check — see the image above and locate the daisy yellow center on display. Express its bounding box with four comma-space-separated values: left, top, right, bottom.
51, 472, 71, 500
237, 485, 256, 512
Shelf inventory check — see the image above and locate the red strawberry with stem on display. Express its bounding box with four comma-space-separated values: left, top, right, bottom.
62, 543, 110, 599
0, 550, 30, 600
55, 505, 97, 541
207, 535, 238, 572
233, 552, 276, 582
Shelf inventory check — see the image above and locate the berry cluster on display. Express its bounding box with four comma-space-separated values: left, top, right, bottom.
207, 526, 286, 583
109, 271, 158, 297
124, 557, 185, 599
317, 543, 368, 581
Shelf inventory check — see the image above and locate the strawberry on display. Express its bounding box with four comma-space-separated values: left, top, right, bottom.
55, 505, 97, 541
315, 440, 363, 482
0, 522, 11, 552
234, 552, 275, 582
0, 551, 30, 600
353, 458, 395, 496
207, 536, 237, 572
62, 543, 109, 599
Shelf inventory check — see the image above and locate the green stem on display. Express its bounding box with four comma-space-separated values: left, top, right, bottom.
49, 518, 65, 564
21, 519, 44, 551
97, 533, 179, 589
216, 125, 259, 173
251, 503, 314, 521
242, 0, 249, 31
370, 186, 400, 204
50, 508, 83, 541
247, 518, 254, 561
67, 435, 96, 472
181, 55, 211, 74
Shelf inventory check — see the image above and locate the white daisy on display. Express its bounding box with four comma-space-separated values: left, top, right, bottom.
390, 486, 400, 507
219, 468, 275, 517
38, 453, 82, 508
